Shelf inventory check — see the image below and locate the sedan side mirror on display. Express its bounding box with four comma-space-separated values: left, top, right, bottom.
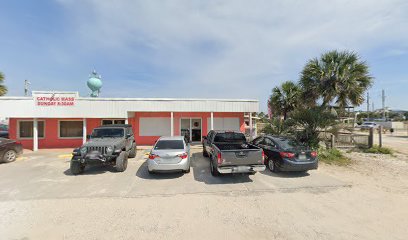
126, 133, 131, 139
86, 134, 91, 139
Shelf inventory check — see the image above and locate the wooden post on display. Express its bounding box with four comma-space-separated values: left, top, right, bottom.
331, 134, 335, 149
368, 128, 374, 148
378, 125, 383, 148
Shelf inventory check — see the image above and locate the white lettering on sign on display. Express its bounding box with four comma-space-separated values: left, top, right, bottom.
34, 93, 76, 107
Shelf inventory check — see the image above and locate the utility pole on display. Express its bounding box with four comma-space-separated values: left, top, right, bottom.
24, 80, 31, 96
367, 92, 370, 120
382, 89, 386, 120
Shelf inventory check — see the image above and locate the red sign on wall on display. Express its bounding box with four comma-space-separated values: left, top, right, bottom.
34, 92, 76, 107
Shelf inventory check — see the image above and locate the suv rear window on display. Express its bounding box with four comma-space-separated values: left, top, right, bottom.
154, 140, 184, 150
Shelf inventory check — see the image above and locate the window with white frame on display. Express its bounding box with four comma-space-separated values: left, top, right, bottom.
18, 121, 45, 138
59, 121, 83, 138
102, 119, 126, 125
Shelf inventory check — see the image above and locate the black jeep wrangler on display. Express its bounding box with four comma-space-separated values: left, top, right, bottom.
70, 124, 137, 174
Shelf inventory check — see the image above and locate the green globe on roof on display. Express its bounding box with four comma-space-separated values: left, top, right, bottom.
87, 70, 103, 97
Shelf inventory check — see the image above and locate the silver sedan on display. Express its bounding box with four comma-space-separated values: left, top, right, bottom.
147, 136, 191, 174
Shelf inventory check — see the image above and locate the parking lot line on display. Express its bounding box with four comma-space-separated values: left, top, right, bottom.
58, 154, 73, 158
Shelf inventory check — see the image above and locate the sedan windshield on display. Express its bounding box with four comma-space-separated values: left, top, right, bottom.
154, 140, 184, 150
92, 128, 124, 138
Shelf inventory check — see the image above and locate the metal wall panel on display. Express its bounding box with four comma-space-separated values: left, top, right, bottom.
0, 95, 259, 118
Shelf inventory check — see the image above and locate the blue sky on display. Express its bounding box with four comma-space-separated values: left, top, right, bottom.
1, 0, 408, 112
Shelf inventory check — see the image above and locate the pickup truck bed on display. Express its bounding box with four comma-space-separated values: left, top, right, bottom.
203, 130, 266, 175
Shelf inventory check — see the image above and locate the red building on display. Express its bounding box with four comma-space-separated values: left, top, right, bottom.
0, 91, 259, 150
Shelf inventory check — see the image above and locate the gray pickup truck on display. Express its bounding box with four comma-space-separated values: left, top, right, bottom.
202, 130, 265, 176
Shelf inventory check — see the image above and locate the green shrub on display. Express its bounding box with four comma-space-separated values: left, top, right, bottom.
318, 147, 352, 166
363, 145, 393, 155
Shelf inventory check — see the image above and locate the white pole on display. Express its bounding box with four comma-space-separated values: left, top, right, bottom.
189, 118, 192, 142
170, 112, 174, 136
249, 112, 253, 140
210, 112, 214, 131
83, 118, 87, 144
33, 118, 38, 151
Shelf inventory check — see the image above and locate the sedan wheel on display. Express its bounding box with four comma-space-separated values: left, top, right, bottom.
268, 158, 278, 172
3, 150, 17, 163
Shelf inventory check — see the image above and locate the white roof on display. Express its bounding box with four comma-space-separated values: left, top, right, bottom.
0, 91, 259, 118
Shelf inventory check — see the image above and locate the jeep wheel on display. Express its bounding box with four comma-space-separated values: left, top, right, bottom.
116, 151, 128, 172
70, 160, 84, 175
128, 143, 137, 158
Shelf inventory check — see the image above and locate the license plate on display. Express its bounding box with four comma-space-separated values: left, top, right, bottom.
298, 154, 306, 160
236, 166, 248, 172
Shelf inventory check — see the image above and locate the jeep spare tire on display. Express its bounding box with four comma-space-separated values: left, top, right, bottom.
116, 151, 128, 172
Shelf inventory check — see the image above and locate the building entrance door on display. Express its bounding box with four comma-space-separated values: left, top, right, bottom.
180, 118, 202, 142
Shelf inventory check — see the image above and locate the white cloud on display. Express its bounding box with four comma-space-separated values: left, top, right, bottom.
58, 0, 408, 110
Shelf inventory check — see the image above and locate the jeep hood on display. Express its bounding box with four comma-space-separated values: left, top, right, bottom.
82, 138, 124, 147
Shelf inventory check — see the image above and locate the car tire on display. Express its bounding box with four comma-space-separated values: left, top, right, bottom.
2, 149, 17, 163
115, 151, 128, 172
267, 157, 279, 173
70, 160, 84, 175
210, 160, 220, 176
128, 144, 137, 158
184, 166, 191, 174
248, 172, 256, 175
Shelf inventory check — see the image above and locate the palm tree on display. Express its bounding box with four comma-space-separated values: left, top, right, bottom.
268, 81, 301, 120
0, 71, 7, 96
300, 50, 373, 108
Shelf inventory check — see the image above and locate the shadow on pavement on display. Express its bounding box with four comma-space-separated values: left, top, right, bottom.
191, 152, 253, 184
135, 161, 184, 180
63, 164, 119, 176
259, 168, 310, 178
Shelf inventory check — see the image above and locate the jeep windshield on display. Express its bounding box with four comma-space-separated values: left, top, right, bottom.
92, 128, 124, 138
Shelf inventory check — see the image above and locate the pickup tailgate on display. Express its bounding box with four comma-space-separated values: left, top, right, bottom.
218, 148, 263, 166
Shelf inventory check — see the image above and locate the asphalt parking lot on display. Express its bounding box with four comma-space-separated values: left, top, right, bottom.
2, 146, 408, 240
0, 146, 347, 201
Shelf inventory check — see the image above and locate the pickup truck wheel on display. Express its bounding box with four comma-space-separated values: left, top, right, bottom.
202, 148, 209, 157
128, 144, 137, 158
70, 160, 84, 175
115, 152, 128, 172
210, 160, 220, 176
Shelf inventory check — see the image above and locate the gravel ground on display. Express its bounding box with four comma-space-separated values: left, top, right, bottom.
0, 148, 407, 240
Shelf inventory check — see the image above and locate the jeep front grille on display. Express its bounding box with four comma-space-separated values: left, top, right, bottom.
87, 146, 107, 155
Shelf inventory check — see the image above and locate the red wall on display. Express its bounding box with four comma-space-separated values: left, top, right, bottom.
9, 118, 103, 150
132, 112, 245, 145
9, 112, 245, 149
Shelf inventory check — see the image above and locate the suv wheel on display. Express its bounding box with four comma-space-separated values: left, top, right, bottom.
70, 159, 85, 175
115, 151, 128, 172
128, 143, 137, 158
